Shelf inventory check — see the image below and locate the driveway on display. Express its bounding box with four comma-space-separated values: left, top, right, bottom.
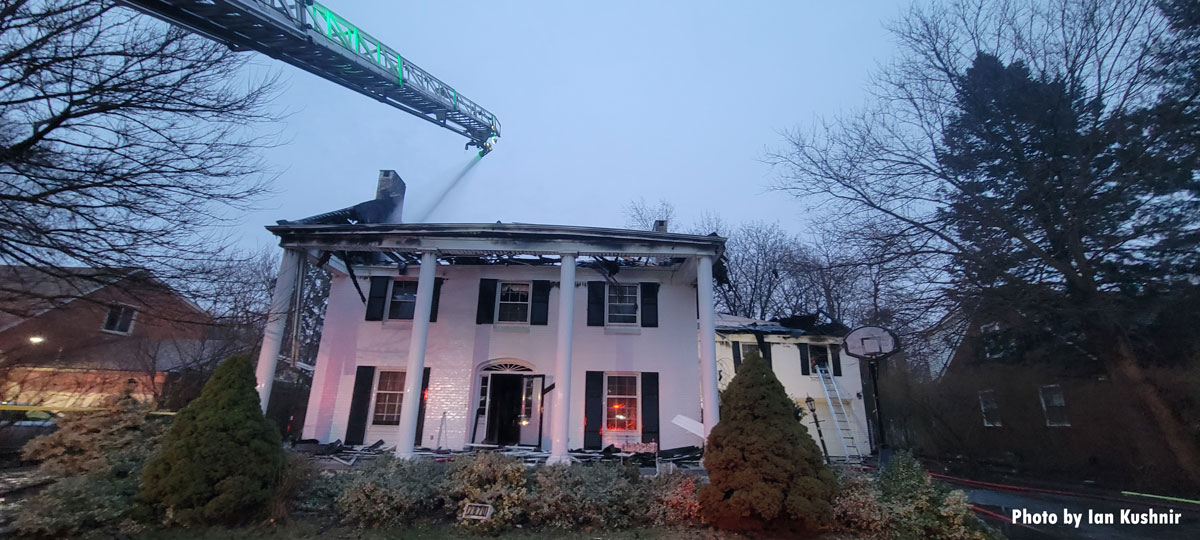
962, 485, 1200, 539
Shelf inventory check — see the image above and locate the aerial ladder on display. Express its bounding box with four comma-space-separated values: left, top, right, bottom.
120, 0, 501, 155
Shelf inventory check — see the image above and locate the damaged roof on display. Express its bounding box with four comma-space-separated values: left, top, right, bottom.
266, 222, 726, 258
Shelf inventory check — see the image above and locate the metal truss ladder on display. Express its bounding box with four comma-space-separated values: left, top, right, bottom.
815, 364, 863, 463
119, 0, 500, 151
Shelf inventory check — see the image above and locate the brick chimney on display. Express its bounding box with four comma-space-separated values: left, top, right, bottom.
376, 170, 406, 223
652, 219, 668, 233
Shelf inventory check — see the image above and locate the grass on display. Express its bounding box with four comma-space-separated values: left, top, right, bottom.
127, 516, 852, 540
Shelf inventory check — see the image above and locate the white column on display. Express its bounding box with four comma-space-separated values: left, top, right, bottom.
547, 254, 577, 465
697, 255, 720, 437
396, 251, 438, 458
255, 249, 302, 412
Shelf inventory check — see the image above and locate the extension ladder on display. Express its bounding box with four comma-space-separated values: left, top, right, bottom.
815, 364, 864, 463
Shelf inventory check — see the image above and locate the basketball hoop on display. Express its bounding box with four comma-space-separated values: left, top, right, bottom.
843, 326, 900, 360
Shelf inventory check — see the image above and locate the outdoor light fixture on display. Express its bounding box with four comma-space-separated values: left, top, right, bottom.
805, 395, 831, 464
28, 336, 45, 344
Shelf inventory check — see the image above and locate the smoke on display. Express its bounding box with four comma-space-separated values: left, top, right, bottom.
415, 153, 483, 222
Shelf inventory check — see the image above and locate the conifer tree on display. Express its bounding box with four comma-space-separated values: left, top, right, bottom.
699, 351, 837, 530
140, 355, 285, 525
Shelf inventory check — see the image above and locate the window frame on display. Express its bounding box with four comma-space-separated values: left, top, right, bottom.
978, 389, 1002, 427
605, 283, 640, 326
384, 280, 418, 320
1039, 384, 1070, 427
368, 370, 407, 426
100, 304, 137, 335
603, 372, 640, 432
494, 281, 533, 324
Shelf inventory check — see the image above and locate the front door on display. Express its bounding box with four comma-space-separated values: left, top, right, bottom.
485, 374, 524, 445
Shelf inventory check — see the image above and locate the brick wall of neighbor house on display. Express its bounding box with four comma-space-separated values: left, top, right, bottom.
303, 263, 706, 451
715, 336, 871, 457
0, 277, 210, 405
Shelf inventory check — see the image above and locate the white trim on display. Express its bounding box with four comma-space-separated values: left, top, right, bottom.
383, 279, 418, 321
368, 369, 406, 426
604, 283, 639, 326
99, 303, 138, 335
494, 280, 532, 324
1039, 384, 1070, 427
603, 372, 641, 434
978, 389, 1001, 427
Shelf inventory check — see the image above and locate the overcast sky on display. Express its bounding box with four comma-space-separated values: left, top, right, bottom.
231, 1, 904, 249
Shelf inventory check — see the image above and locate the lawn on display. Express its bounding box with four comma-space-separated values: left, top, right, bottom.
127, 517, 856, 540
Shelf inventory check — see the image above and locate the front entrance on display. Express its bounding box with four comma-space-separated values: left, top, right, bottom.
485, 374, 524, 445
470, 365, 544, 447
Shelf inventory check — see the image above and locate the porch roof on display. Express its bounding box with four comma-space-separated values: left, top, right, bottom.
266, 222, 726, 258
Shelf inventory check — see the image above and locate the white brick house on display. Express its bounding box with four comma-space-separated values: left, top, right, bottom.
255, 172, 725, 463
714, 314, 872, 461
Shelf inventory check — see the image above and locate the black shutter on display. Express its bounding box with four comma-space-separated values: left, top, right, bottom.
414, 367, 432, 446
531, 280, 551, 325
640, 282, 659, 328
799, 344, 810, 376
584, 371, 604, 449
365, 277, 389, 321
476, 278, 497, 324
429, 278, 444, 322
831, 344, 843, 376
586, 281, 605, 326
345, 366, 376, 445
642, 372, 659, 444
732, 342, 742, 371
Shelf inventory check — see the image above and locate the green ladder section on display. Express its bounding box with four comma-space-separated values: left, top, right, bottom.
121, 0, 500, 153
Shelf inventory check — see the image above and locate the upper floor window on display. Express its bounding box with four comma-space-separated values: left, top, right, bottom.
387, 281, 418, 320
978, 389, 1001, 427
102, 305, 136, 335
605, 374, 639, 431
497, 282, 531, 323
1039, 384, 1070, 427
606, 284, 638, 325
371, 371, 406, 425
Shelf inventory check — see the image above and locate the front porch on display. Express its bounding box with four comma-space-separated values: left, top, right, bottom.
256, 222, 726, 463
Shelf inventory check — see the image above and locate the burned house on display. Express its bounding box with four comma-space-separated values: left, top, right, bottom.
256, 171, 726, 462
714, 314, 871, 462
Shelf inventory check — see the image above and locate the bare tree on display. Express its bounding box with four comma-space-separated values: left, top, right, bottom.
622, 197, 677, 231
771, 0, 1200, 483
0, 0, 280, 314
716, 221, 797, 320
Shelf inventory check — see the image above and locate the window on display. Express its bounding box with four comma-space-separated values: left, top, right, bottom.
1039, 384, 1070, 427
606, 284, 638, 324
102, 305, 136, 334
371, 371, 406, 425
605, 374, 638, 431
497, 282, 531, 323
387, 281, 418, 320
978, 390, 1001, 427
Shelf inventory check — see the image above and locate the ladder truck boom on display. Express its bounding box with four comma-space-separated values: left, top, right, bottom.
121, 0, 500, 155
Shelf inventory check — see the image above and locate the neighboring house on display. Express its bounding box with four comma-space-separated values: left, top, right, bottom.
714, 314, 871, 461
0, 266, 215, 408
890, 300, 1200, 491
255, 171, 727, 463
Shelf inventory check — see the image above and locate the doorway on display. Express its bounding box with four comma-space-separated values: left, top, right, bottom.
470, 368, 545, 448
485, 374, 524, 445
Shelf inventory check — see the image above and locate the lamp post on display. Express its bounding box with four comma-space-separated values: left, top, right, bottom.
805, 396, 830, 464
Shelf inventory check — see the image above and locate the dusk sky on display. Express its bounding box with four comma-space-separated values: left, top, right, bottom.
232, 1, 905, 249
